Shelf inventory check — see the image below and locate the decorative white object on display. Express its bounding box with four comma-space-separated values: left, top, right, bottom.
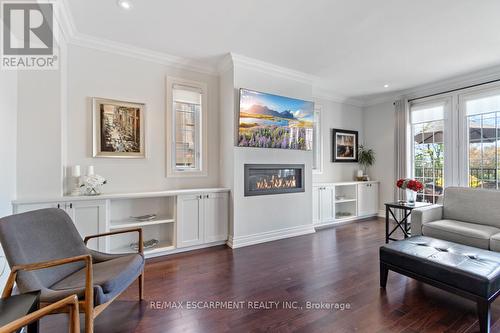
72, 165, 81, 177
70, 165, 82, 196
87, 165, 95, 176
81, 174, 107, 196
357, 170, 363, 177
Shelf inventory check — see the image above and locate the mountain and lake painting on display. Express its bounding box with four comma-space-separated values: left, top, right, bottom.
238, 88, 314, 150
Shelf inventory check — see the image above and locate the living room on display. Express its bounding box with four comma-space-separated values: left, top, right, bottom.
1, 0, 500, 332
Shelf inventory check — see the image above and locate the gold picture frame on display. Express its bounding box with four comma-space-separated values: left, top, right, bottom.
92, 97, 146, 158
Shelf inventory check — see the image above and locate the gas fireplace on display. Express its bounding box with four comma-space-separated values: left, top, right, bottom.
244, 164, 305, 196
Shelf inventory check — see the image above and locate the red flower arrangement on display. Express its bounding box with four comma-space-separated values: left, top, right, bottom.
396, 178, 423, 192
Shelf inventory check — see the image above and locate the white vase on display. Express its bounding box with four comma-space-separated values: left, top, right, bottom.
406, 189, 417, 204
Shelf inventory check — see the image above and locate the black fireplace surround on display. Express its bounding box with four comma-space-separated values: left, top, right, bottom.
244, 164, 305, 196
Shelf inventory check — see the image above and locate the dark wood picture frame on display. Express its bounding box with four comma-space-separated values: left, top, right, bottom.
331, 128, 358, 163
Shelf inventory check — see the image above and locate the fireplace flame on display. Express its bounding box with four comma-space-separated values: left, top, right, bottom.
256, 175, 297, 190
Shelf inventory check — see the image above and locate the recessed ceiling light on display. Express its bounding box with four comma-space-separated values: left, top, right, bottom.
117, 0, 133, 10
384, 84, 389, 88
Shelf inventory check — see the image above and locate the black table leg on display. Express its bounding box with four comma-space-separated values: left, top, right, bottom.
27, 297, 39, 333
477, 299, 491, 333
385, 205, 389, 243
380, 262, 388, 288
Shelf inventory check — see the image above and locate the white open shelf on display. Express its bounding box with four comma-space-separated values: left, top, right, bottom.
109, 223, 175, 255
110, 216, 175, 230
107, 196, 176, 257
110, 240, 175, 255
335, 200, 357, 220
335, 198, 357, 203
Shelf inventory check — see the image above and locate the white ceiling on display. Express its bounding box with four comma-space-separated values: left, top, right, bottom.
67, 0, 500, 100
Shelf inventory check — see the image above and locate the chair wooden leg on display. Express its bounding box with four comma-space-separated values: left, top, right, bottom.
139, 272, 144, 301
69, 300, 80, 333
85, 302, 94, 333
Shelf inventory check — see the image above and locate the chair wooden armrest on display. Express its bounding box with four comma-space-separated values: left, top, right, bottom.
2, 254, 93, 326
0, 294, 80, 333
84, 228, 144, 254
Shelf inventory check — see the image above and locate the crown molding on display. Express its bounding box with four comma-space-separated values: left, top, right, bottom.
217, 54, 234, 74
230, 53, 317, 85
56, 0, 218, 75
55, 2, 375, 105
362, 64, 500, 108
312, 87, 365, 107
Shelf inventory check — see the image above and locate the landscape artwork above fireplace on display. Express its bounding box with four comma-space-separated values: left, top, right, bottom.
244, 164, 305, 196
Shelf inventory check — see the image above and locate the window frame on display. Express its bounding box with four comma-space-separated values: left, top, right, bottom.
312, 105, 323, 174
166, 76, 208, 177
409, 96, 452, 203
458, 85, 500, 188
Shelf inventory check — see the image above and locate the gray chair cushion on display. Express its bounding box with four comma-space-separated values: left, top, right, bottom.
0, 208, 89, 293
51, 253, 144, 305
422, 219, 500, 250
443, 187, 500, 228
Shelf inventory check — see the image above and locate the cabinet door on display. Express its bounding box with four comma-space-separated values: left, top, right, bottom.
357, 183, 379, 217
177, 194, 204, 248
319, 187, 335, 221
13, 202, 62, 214
65, 201, 107, 251
204, 193, 228, 243
312, 187, 320, 224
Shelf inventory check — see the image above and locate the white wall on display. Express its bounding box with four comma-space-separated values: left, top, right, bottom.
228, 63, 314, 242
363, 100, 395, 212
312, 98, 364, 183
219, 66, 235, 235
65, 45, 220, 193
0, 71, 17, 217
16, 70, 62, 198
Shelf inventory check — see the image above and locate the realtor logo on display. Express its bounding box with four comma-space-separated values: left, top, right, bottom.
1, 1, 58, 70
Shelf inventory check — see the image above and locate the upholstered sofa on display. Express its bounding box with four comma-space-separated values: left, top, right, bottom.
411, 186, 500, 251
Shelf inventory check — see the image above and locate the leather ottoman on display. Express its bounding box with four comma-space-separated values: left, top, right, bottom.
380, 236, 500, 333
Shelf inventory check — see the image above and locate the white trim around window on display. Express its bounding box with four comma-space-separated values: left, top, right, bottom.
166, 76, 208, 177
312, 105, 323, 174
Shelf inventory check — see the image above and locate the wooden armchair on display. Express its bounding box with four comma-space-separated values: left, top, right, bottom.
0, 208, 145, 333
0, 294, 80, 333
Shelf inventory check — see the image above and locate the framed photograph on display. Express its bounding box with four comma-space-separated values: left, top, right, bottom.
332, 129, 358, 162
92, 98, 145, 158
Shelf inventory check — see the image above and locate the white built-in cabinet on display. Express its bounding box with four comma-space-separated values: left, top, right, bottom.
13, 200, 106, 251
312, 181, 379, 227
357, 182, 379, 217
177, 192, 229, 248
12, 189, 229, 258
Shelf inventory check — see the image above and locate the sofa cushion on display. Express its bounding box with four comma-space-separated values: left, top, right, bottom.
443, 187, 500, 228
422, 219, 500, 250
491, 233, 500, 252
50, 253, 144, 304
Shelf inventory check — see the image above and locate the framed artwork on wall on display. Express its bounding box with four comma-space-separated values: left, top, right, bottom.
92, 97, 146, 158
331, 128, 358, 162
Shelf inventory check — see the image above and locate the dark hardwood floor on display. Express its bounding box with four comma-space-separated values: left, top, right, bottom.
42, 218, 498, 332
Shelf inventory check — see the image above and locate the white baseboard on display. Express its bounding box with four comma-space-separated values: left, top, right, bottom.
146, 241, 227, 259
227, 224, 316, 249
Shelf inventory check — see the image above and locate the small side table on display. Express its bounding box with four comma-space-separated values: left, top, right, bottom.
385, 201, 431, 243
0, 291, 40, 333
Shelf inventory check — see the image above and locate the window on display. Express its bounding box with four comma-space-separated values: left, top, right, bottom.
166, 77, 208, 177
463, 90, 500, 189
410, 101, 447, 203
312, 106, 322, 173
